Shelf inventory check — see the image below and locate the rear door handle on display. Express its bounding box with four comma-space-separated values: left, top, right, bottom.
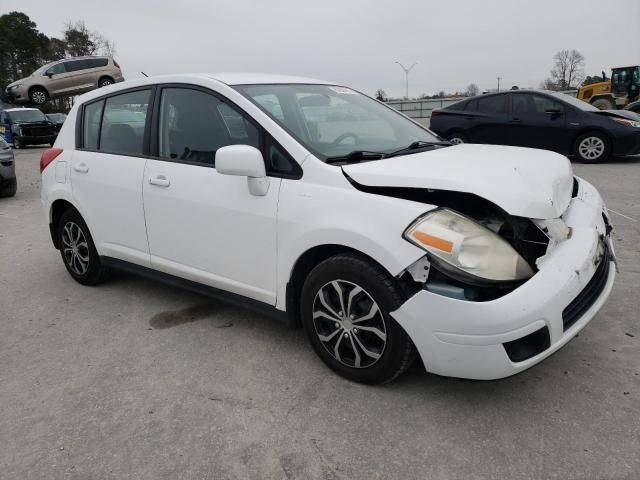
73, 163, 89, 173
149, 175, 170, 187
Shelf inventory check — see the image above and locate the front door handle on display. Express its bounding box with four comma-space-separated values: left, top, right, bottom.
74, 163, 89, 173
510, 118, 522, 123
149, 175, 170, 187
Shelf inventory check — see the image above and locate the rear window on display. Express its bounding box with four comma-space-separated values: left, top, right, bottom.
88, 58, 108, 68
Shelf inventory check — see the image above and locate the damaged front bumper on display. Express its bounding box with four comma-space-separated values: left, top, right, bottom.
391, 177, 616, 380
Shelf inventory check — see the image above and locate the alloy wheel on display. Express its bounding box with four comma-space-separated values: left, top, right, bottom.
312, 280, 387, 369
578, 136, 605, 160
448, 136, 464, 145
100, 79, 112, 87
31, 90, 47, 104
61, 221, 90, 276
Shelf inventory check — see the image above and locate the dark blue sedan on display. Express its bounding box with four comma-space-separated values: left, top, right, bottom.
430, 90, 640, 163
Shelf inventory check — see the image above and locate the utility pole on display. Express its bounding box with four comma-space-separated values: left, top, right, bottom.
395, 61, 417, 99
497, 76, 501, 92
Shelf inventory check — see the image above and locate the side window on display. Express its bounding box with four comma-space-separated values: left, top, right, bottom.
465, 99, 478, 112
65, 60, 90, 72
513, 94, 564, 115
83, 100, 104, 150
157, 88, 260, 165
46, 63, 66, 76
477, 95, 506, 114
88, 58, 108, 68
99, 89, 151, 155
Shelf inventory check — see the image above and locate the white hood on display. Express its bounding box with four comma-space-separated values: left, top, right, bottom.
343, 144, 574, 219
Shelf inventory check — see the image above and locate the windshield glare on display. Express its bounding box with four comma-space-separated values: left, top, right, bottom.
235, 84, 441, 159
7, 110, 47, 123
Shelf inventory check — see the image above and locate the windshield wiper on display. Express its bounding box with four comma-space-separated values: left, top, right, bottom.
325, 150, 386, 164
385, 140, 452, 158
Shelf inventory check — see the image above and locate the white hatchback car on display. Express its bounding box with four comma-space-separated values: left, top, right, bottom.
40, 74, 616, 384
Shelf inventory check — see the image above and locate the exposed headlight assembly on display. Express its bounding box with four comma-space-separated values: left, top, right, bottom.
611, 117, 640, 128
403, 209, 534, 282
11, 125, 22, 135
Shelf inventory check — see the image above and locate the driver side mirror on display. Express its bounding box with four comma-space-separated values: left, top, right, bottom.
45, 72, 53, 78
215, 145, 269, 196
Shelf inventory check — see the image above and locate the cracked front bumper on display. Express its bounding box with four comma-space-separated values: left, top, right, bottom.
391, 178, 616, 380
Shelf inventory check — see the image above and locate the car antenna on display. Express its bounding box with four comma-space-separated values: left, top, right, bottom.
141, 71, 148, 77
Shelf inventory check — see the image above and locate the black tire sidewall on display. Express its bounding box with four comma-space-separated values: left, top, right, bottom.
300, 255, 414, 384
574, 132, 610, 163
447, 133, 467, 144
57, 209, 106, 285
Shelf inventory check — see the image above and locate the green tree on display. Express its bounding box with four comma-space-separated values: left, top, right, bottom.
0, 12, 45, 85
63, 21, 97, 56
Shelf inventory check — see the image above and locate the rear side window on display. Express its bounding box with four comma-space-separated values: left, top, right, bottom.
100, 90, 151, 155
513, 94, 564, 115
88, 58, 108, 68
477, 95, 507, 114
64, 60, 88, 72
83, 100, 104, 150
157, 87, 260, 165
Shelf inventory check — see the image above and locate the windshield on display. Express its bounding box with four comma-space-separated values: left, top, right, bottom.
547, 91, 599, 112
235, 84, 442, 160
7, 109, 48, 123
46, 114, 67, 122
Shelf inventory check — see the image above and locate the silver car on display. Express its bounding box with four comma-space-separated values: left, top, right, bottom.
0, 136, 16, 197
5, 56, 124, 105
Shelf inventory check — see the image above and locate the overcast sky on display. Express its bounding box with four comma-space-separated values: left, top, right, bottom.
4, 0, 639, 97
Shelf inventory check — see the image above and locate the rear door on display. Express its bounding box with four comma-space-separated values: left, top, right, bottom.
506, 93, 568, 152
62, 59, 96, 95
464, 94, 509, 144
70, 88, 153, 266
142, 85, 281, 304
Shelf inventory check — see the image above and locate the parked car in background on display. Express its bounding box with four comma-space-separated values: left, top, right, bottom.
46, 113, 68, 133
430, 90, 640, 163
626, 100, 640, 114
5, 56, 124, 105
0, 108, 57, 148
40, 74, 615, 384
0, 136, 16, 197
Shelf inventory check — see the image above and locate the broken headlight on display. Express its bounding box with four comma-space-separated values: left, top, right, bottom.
403, 209, 534, 282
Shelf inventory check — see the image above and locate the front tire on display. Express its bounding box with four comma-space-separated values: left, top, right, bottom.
300, 254, 416, 384
29, 87, 48, 105
574, 132, 610, 163
13, 137, 23, 149
57, 209, 109, 285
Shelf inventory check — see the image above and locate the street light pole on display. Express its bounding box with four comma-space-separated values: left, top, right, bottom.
497, 76, 501, 92
395, 61, 417, 99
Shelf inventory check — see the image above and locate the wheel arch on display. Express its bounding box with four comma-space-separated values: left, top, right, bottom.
28, 84, 49, 99
571, 127, 612, 153
49, 199, 78, 249
98, 75, 115, 86
284, 244, 410, 329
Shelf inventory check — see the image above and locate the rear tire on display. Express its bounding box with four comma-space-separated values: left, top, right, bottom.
300, 253, 416, 384
29, 87, 48, 105
0, 178, 17, 197
13, 137, 23, 149
591, 97, 614, 110
98, 77, 114, 88
57, 208, 109, 285
447, 132, 467, 145
573, 131, 610, 164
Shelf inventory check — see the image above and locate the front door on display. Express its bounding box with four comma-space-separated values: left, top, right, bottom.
142, 86, 280, 304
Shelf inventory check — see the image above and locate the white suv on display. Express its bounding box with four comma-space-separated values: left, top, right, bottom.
40, 74, 616, 384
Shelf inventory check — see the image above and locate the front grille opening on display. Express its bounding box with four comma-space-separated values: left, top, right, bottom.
562, 245, 611, 331
503, 326, 550, 362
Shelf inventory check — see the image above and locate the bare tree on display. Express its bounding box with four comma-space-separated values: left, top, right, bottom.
374, 89, 386, 101
465, 83, 479, 97
550, 49, 585, 89
64, 20, 116, 57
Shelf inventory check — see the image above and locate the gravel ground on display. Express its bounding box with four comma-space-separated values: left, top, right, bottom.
0, 147, 638, 480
